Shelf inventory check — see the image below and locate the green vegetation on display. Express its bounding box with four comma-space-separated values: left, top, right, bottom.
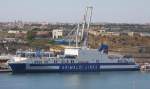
32, 28, 41, 31
29, 39, 49, 48
26, 31, 36, 42
48, 40, 55, 44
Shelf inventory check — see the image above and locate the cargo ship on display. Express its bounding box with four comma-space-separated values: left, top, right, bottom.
8, 44, 139, 73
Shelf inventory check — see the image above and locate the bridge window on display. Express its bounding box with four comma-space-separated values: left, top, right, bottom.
96, 60, 100, 63
71, 60, 74, 63
54, 60, 57, 63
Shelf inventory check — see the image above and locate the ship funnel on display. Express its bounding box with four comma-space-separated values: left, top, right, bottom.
98, 43, 108, 54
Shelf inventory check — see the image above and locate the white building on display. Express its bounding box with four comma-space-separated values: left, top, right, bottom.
128, 32, 134, 37
8, 30, 20, 34
98, 29, 106, 33
8, 30, 27, 34
52, 29, 63, 39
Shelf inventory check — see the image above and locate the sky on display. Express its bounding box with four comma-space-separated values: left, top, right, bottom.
0, 0, 150, 23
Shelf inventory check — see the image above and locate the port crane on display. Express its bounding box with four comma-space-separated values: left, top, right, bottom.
61, 6, 93, 48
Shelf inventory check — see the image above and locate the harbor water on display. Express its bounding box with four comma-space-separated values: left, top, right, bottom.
0, 71, 150, 89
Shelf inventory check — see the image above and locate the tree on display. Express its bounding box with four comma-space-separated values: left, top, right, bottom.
27, 31, 36, 42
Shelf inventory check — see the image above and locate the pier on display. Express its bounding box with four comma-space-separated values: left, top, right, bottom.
0, 69, 11, 73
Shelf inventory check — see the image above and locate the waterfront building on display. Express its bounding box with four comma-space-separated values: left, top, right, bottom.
52, 29, 63, 39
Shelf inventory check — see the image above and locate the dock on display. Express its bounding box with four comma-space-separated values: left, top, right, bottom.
0, 69, 12, 73
140, 63, 150, 71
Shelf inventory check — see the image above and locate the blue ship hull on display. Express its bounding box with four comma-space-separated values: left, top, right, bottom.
9, 63, 140, 73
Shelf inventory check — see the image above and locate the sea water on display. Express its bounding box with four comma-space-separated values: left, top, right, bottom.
0, 71, 150, 89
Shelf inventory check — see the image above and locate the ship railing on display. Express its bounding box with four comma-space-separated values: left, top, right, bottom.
16, 50, 55, 58
30, 59, 70, 64
117, 58, 135, 63
29, 58, 100, 64
31, 59, 76, 64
